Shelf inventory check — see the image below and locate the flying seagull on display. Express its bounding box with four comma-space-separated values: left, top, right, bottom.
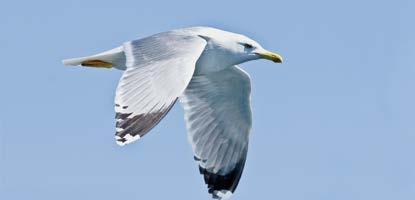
63, 27, 283, 199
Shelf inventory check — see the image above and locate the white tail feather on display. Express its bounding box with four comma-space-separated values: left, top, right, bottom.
62, 46, 127, 70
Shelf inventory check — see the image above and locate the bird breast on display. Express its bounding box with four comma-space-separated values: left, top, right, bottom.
194, 44, 238, 75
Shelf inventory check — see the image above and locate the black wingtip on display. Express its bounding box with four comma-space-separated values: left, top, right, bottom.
114, 100, 177, 143
198, 159, 246, 197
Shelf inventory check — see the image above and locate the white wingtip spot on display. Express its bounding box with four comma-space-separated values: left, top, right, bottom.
115, 140, 126, 146
114, 135, 125, 146
116, 128, 124, 132
214, 190, 233, 200
115, 134, 141, 146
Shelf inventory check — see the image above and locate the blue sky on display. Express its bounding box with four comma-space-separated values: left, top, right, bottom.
1, 0, 415, 199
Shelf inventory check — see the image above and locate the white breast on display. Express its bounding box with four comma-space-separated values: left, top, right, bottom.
194, 41, 240, 75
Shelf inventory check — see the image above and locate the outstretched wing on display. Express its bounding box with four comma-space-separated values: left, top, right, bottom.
180, 66, 252, 199
114, 31, 207, 146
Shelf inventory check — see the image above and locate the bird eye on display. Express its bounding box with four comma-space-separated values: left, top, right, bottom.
243, 43, 253, 49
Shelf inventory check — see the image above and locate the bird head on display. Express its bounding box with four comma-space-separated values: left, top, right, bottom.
233, 34, 283, 64
198, 28, 283, 66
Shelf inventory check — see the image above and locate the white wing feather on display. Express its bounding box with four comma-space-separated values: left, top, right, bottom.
114, 31, 207, 145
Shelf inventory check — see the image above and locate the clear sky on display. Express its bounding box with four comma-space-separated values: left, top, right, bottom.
1, 0, 415, 199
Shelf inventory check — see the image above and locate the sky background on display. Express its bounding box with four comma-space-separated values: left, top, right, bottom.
1, 0, 415, 199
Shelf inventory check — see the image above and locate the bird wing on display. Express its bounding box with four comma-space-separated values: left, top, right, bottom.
114, 31, 207, 146
179, 66, 252, 199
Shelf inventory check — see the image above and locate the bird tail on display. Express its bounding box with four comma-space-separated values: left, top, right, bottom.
62, 46, 127, 70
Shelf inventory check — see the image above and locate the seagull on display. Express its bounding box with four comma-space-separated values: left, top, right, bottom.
63, 27, 283, 199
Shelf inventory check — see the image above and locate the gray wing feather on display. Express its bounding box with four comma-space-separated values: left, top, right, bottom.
114, 31, 207, 145
180, 66, 252, 199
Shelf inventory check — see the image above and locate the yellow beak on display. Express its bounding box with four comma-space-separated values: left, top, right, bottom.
257, 51, 283, 63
